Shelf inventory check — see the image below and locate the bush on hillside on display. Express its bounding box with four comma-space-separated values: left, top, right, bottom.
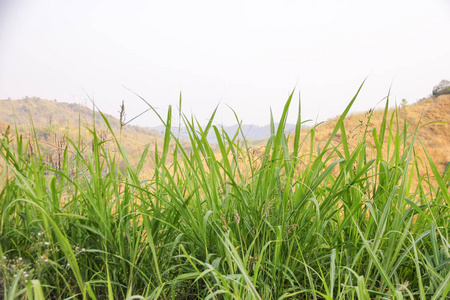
432, 79, 450, 97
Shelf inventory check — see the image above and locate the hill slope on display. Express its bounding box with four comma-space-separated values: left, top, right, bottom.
286, 94, 450, 187
0, 97, 155, 136
0, 97, 163, 175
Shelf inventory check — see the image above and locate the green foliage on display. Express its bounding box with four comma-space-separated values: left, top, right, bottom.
0, 85, 449, 299
432, 79, 450, 97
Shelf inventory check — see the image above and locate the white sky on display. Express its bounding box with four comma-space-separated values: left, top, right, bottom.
0, 0, 449, 127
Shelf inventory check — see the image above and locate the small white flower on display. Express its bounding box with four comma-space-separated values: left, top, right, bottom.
18, 257, 22, 261
25, 280, 28, 283
81, 248, 85, 252
44, 242, 50, 246
37, 232, 41, 236
67, 263, 70, 267
13, 275, 17, 278
12, 264, 16, 268
40, 256, 44, 259
24, 274, 29, 278
2, 256, 6, 260
44, 259, 48, 263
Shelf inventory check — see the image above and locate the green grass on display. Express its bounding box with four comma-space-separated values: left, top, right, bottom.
1, 85, 449, 299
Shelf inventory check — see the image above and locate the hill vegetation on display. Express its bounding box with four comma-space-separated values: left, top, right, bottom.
0, 97, 160, 138
0, 97, 164, 175
432, 80, 450, 97
295, 94, 450, 188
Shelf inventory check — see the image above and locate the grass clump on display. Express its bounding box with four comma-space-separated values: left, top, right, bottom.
1, 84, 449, 299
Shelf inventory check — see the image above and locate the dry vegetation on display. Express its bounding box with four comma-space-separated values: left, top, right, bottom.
281, 94, 450, 190
0, 97, 166, 177
313, 94, 450, 168
1, 94, 449, 183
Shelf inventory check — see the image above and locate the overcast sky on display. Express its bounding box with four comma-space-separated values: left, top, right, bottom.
0, 0, 449, 127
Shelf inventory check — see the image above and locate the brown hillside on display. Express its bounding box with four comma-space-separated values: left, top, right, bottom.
0, 121, 8, 133
287, 94, 450, 188
0, 97, 165, 176
0, 97, 154, 135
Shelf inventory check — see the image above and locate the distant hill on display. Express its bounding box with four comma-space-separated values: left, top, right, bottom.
0, 97, 155, 136
0, 97, 163, 176
150, 123, 298, 143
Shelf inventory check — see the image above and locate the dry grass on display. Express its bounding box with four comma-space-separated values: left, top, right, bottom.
284, 94, 450, 189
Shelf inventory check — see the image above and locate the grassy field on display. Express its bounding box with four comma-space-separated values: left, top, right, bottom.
1, 85, 449, 299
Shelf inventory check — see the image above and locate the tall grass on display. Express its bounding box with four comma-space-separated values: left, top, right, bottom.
1, 86, 449, 299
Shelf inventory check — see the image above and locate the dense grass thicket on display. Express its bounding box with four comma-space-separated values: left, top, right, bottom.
1, 86, 449, 299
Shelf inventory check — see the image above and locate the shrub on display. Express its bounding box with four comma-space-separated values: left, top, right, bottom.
432, 79, 450, 97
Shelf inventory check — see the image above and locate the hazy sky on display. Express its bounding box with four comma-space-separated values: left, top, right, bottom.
1, 0, 449, 127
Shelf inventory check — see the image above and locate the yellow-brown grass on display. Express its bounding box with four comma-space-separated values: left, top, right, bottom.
284, 94, 450, 189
